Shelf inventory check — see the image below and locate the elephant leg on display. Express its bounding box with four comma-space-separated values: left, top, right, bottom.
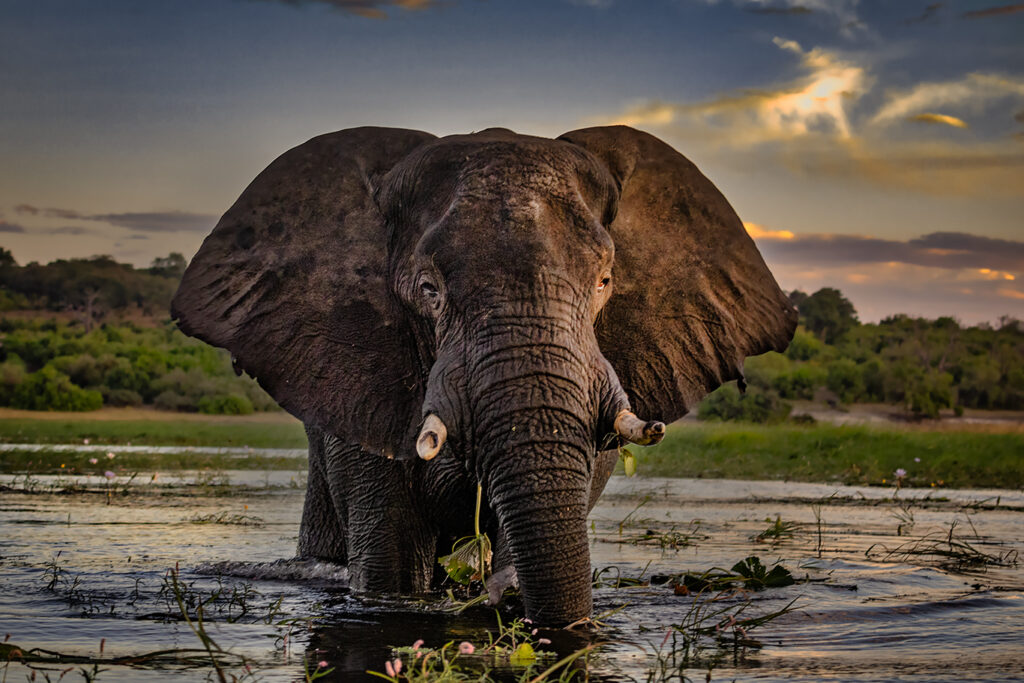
297, 425, 348, 561
322, 438, 439, 594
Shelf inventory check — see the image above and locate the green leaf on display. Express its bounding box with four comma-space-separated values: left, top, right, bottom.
438, 533, 492, 585
509, 642, 536, 666
623, 451, 637, 477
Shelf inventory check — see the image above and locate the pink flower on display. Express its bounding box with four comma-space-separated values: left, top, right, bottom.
104, 471, 115, 479
106, 452, 116, 459
411, 639, 424, 650
385, 660, 395, 677
895, 468, 907, 479
89, 458, 98, 465
538, 638, 551, 645
83, 438, 89, 445
458, 641, 475, 654
317, 660, 328, 668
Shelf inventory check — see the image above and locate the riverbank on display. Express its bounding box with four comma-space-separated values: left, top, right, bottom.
1, 408, 1020, 488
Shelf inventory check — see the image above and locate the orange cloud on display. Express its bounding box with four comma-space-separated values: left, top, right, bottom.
743, 221, 796, 240
909, 113, 969, 128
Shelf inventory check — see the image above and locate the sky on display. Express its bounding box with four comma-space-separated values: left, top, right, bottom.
1, 0, 1022, 325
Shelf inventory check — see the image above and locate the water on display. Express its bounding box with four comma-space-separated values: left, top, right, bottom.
1, 471, 1021, 681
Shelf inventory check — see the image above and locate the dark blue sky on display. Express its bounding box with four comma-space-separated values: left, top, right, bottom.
1, 0, 1022, 322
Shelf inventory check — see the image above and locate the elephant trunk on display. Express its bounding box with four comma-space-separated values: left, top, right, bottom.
468, 321, 598, 625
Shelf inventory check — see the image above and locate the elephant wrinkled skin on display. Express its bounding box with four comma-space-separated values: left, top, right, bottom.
171, 125, 796, 625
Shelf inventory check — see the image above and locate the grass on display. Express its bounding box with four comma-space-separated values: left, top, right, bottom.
0, 414, 307, 449
2, 413, 1022, 488
627, 422, 1024, 489
0, 450, 307, 474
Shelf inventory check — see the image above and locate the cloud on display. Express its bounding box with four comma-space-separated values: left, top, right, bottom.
872, 73, 1024, 125
908, 112, 968, 128
745, 5, 814, 15
906, 2, 944, 24
750, 229, 1024, 273
604, 37, 867, 145
743, 221, 795, 240
42, 226, 98, 236
962, 3, 1024, 19
249, 0, 440, 18
13, 206, 216, 233
90, 212, 217, 232
0, 220, 26, 233
747, 227, 1024, 323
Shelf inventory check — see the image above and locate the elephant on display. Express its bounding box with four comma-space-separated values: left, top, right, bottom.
171, 125, 796, 626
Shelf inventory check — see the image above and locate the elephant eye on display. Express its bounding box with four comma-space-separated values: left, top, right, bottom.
420, 280, 440, 303
597, 277, 611, 293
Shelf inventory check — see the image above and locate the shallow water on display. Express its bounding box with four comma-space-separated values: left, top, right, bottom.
1, 471, 1021, 681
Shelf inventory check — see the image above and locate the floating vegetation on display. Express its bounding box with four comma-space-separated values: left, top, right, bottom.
189, 511, 265, 527
866, 520, 1020, 572
610, 522, 708, 551
670, 556, 797, 595
368, 612, 590, 683
752, 515, 800, 543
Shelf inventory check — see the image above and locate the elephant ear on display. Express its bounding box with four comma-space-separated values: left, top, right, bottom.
172, 127, 437, 459
558, 125, 797, 422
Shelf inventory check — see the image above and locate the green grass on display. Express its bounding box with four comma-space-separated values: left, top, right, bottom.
627, 422, 1024, 489
0, 449, 308, 473
0, 417, 308, 449
2, 416, 1021, 489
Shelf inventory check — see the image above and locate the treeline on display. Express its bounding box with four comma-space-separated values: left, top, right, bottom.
0, 252, 1021, 418
0, 250, 276, 414
0, 317, 277, 414
699, 288, 1024, 422
0, 248, 185, 328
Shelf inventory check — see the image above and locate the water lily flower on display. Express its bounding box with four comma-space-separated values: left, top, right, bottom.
895, 468, 907, 478
384, 658, 402, 676
104, 471, 115, 479
89, 458, 98, 465
458, 641, 475, 654
106, 452, 116, 459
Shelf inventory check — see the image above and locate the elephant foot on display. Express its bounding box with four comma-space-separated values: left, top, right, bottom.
486, 565, 519, 606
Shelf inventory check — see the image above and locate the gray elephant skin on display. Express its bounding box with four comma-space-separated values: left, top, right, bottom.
171, 125, 796, 625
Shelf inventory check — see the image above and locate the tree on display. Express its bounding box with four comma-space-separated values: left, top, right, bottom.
797, 287, 859, 344
148, 253, 188, 279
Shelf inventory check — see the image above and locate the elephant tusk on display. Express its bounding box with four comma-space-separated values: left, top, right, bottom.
416, 414, 448, 460
614, 410, 666, 446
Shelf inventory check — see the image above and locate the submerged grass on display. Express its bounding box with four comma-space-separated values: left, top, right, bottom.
629, 422, 1024, 489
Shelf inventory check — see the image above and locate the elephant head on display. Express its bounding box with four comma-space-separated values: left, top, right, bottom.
171, 125, 796, 625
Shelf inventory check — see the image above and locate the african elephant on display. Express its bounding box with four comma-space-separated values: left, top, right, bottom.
171, 125, 796, 625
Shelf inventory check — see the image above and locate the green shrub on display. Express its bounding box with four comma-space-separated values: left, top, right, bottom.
826, 358, 863, 403
11, 367, 103, 411
153, 390, 197, 412
697, 383, 791, 423
198, 394, 254, 415
102, 387, 143, 407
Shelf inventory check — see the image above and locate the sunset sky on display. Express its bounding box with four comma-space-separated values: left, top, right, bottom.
1, 0, 1022, 324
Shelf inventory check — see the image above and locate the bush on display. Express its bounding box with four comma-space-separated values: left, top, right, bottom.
697, 383, 791, 423
102, 387, 143, 407
198, 394, 254, 415
825, 359, 863, 403
11, 367, 103, 411
153, 390, 197, 412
